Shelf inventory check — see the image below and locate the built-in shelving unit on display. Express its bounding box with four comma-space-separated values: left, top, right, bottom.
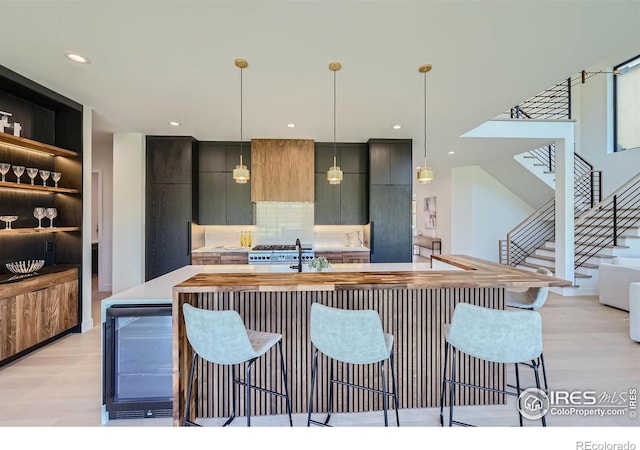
0, 133, 79, 157
0, 226, 80, 235
0, 181, 79, 194
0, 63, 83, 363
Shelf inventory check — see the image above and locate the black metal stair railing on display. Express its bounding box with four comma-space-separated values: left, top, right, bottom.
574, 173, 640, 269
504, 200, 555, 267
508, 78, 571, 120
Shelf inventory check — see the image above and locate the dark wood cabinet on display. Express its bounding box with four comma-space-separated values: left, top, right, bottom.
368, 139, 412, 263
145, 136, 197, 281
314, 143, 368, 225
368, 139, 411, 186
198, 141, 253, 225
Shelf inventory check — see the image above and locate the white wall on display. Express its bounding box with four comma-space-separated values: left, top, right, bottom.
450, 166, 534, 262
112, 133, 145, 294
92, 132, 113, 292
414, 168, 452, 254
574, 61, 640, 197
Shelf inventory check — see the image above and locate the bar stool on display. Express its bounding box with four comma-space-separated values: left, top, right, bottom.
307, 302, 399, 427
439, 302, 546, 427
182, 303, 293, 427
505, 266, 552, 391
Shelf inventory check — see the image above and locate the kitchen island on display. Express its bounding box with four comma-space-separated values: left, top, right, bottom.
172, 255, 571, 426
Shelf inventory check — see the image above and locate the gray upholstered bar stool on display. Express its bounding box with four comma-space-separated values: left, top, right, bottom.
505, 266, 552, 391
182, 303, 293, 427
439, 302, 546, 427
307, 302, 399, 427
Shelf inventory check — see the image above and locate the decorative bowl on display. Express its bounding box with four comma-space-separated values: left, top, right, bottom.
6, 259, 45, 274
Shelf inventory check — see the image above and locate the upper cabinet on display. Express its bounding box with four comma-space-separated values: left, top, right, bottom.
251, 139, 314, 202
198, 141, 253, 225
314, 142, 368, 225
369, 139, 412, 186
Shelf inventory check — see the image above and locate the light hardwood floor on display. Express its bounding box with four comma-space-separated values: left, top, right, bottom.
1, 273, 639, 444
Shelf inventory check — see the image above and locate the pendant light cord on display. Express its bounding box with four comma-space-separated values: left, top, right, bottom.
423, 69, 427, 167
240, 66, 244, 163
333, 68, 337, 165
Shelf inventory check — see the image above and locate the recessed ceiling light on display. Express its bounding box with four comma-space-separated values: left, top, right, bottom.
392, 125, 401, 129
169, 121, 180, 127
448, 151, 455, 155
287, 123, 296, 128
63, 52, 91, 64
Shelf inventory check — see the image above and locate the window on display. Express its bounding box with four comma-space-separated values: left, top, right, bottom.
613, 54, 640, 152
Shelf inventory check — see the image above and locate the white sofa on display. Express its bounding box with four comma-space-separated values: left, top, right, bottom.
598, 257, 640, 311
630, 283, 640, 342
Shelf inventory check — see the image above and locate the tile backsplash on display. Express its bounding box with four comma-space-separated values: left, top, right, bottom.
254, 202, 314, 244
198, 203, 368, 248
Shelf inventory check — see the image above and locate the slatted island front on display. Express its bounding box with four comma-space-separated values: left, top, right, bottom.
172, 255, 571, 426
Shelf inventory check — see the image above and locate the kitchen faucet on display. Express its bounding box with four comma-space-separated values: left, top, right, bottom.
290, 238, 302, 272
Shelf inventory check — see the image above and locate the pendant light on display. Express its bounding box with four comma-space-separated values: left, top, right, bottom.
233, 58, 250, 184
417, 64, 434, 184
327, 61, 343, 185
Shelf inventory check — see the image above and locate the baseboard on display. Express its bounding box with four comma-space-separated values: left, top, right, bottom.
80, 318, 95, 333
551, 286, 599, 296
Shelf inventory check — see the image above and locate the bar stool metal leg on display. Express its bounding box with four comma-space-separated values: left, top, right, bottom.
324, 360, 335, 425
515, 363, 523, 427
449, 347, 457, 427
307, 349, 319, 427
389, 350, 400, 427
381, 359, 388, 427
439, 341, 450, 427
278, 341, 293, 426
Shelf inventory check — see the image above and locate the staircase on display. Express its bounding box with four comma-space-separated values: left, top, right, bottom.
501, 173, 640, 294
496, 76, 640, 294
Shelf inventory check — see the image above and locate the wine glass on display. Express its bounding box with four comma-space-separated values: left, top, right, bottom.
45, 207, 57, 228
0, 215, 18, 229
33, 207, 46, 229
26, 167, 38, 185
0, 163, 10, 182
39, 169, 50, 187
13, 165, 25, 184
51, 172, 62, 188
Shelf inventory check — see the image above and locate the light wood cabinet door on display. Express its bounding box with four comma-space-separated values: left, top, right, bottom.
342, 251, 370, 263
315, 251, 344, 264
0, 269, 78, 364
251, 139, 314, 202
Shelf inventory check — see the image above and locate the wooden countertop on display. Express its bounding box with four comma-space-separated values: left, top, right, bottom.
173, 254, 572, 293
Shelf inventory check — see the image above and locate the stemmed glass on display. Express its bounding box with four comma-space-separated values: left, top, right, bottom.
26, 167, 38, 185
45, 207, 57, 228
0, 215, 18, 229
0, 163, 10, 182
39, 169, 50, 187
51, 172, 62, 188
33, 207, 46, 229
13, 165, 25, 184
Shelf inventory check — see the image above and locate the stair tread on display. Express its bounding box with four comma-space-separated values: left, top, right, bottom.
517, 262, 592, 278
536, 248, 619, 257
526, 254, 600, 268
544, 242, 630, 249
575, 233, 640, 239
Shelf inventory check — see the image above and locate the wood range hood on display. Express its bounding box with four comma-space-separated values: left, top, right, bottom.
250, 138, 314, 202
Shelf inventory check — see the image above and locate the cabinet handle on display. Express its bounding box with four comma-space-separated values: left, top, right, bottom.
187, 221, 191, 256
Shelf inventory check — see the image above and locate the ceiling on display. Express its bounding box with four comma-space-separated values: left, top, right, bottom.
1, 1, 639, 172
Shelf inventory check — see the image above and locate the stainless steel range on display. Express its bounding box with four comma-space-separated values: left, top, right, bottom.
248, 244, 315, 265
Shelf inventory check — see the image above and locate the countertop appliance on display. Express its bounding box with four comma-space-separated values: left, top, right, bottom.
248, 244, 315, 265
